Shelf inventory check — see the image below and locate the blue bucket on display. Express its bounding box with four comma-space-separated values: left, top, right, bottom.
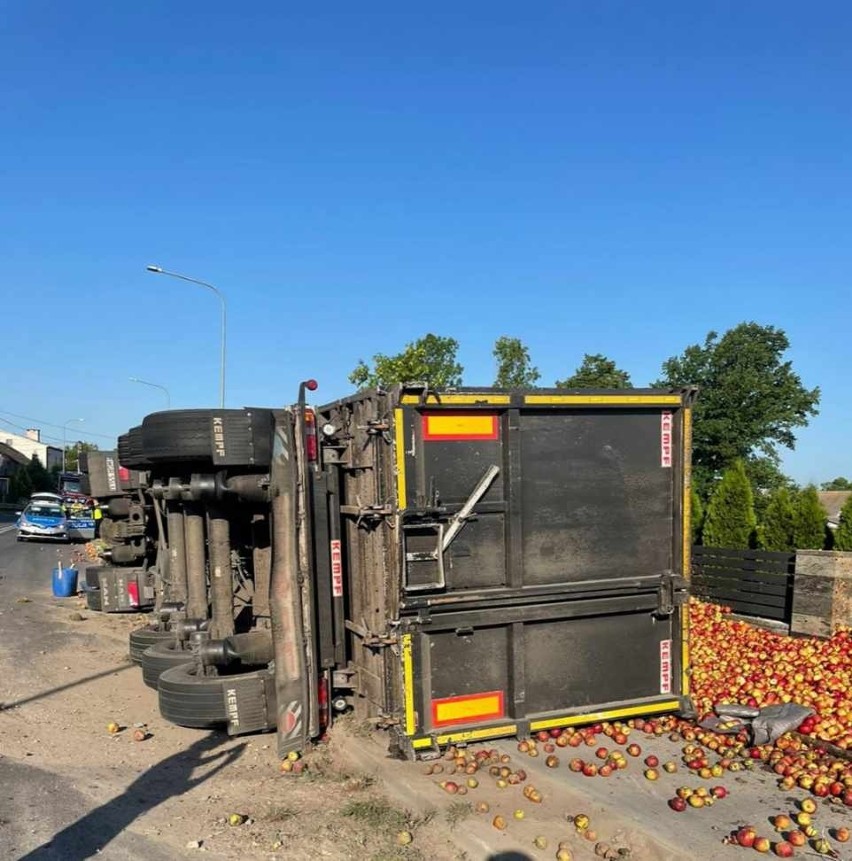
52, 567, 78, 598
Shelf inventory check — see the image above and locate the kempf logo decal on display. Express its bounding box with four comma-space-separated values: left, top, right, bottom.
212, 417, 226, 461
330, 539, 343, 598
660, 638, 673, 694
660, 411, 673, 468
105, 456, 117, 492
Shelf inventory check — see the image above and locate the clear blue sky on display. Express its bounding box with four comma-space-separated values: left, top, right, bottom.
1, 2, 849, 484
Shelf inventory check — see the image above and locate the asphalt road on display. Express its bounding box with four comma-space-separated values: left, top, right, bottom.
0, 529, 175, 861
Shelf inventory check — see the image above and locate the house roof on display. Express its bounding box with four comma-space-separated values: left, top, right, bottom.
818, 491, 852, 523
0, 441, 30, 466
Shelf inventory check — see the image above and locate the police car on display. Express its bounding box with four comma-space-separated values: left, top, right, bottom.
16, 500, 69, 542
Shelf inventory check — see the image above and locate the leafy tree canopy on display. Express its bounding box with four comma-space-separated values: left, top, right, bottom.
8, 455, 55, 502
690, 487, 704, 545
744, 455, 798, 520
64, 441, 99, 473
556, 353, 631, 389
493, 336, 540, 388
821, 477, 852, 491
757, 486, 796, 552
793, 485, 829, 550
654, 322, 819, 497
702, 459, 756, 549
349, 334, 463, 389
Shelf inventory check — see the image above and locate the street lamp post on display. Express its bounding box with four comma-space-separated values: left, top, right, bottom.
62, 418, 84, 473
146, 265, 226, 408
129, 376, 171, 409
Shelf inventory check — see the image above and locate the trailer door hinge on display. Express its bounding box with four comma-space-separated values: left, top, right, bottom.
344, 619, 398, 648
656, 571, 687, 616
340, 504, 394, 522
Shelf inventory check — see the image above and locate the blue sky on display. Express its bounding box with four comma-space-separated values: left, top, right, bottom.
1, 2, 849, 483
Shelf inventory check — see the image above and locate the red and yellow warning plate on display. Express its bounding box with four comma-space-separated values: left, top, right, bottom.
422, 412, 499, 442
431, 690, 505, 728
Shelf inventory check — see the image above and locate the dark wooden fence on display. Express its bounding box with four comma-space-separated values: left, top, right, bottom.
690, 546, 796, 623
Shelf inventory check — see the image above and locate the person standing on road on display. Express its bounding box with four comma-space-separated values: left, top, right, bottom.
93, 499, 103, 538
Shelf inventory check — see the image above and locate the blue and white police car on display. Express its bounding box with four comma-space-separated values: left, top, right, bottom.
16, 500, 69, 542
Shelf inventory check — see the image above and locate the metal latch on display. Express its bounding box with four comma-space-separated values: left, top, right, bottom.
656, 571, 687, 616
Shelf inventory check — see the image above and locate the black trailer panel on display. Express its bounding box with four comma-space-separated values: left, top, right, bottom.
314, 387, 695, 757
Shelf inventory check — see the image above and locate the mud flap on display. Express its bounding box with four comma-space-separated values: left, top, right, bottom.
224, 672, 277, 736
99, 568, 155, 612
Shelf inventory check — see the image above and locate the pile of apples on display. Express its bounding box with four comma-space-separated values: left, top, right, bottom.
689, 599, 852, 750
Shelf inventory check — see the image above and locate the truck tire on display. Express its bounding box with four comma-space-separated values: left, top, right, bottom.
157, 663, 229, 728
129, 626, 174, 665
83, 566, 102, 611
118, 427, 149, 469
141, 409, 275, 467
141, 641, 194, 689
157, 664, 273, 729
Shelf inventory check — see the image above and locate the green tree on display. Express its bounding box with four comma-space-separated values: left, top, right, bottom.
792, 485, 828, 550
8, 468, 33, 503
757, 487, 796, 551
654, 323, 819, 498
690, 487, 704, 545
349, 334, 463, 389
556, 353, 631, 389
745, 456, 798, 521
821, 477, 852, 491
26, 455, 56, 493
702, 460, 756, 549
63, 441, 98, 472
832, 496, 852, 551
493, 336, 540, 388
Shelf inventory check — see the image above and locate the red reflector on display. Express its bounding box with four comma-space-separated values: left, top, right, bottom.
318, 676, 329, 732
304, 409, 317, 461
126, 581, 139, 606
118, 467, 130, 481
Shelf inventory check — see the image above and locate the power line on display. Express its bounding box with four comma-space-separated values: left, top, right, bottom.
0, 415, 115, 447
0, 409, 117, 440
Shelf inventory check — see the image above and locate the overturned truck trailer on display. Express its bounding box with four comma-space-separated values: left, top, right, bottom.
274, 385, 698, 759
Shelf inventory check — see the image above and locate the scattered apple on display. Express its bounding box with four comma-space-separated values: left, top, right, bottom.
787, 830, 806, 847
753, 836, 771, 853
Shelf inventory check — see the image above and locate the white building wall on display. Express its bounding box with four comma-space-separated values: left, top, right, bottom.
0, 430, 62, 471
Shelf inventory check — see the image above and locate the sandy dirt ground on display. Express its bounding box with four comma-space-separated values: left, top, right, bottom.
2, 535, 848, 861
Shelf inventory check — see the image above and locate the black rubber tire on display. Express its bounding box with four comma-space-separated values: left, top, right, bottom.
141, 641, 194, 689
86, 589, 102, 611
118, 426, 149, 469
129, 625, 174, 665
157, 662, 230, 728
157, 663, 271, 729
141, 409, 274, 467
